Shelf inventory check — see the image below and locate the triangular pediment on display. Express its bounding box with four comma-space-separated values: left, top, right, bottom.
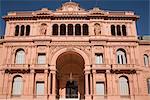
33, 8, 52, 15
89, 7, 106, 15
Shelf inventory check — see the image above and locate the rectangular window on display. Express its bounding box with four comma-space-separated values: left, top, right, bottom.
36, 81, 44, 95
96, 82, 105, 95
38, 53, 46, 64
148, 79, 150, 94
95, 53, 103, 64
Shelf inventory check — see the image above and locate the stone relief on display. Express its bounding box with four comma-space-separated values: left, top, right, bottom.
40, 23, 47, 35
94, 23, 101, 35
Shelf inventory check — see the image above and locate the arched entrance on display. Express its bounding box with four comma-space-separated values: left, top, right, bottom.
56, 51, 85, 99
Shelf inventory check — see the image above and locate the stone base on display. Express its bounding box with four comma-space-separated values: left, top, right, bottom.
85, 95, 91, 100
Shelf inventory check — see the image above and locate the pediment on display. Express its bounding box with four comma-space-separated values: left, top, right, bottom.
33, 8, 52, 15
89, 7, 106, 15
56, 2, 85, 12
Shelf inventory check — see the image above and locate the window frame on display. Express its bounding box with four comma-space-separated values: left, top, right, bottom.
96, 82, 105, 95
37, 53, 46, 64
95, 53, 103, 64
12, 76, 23, 96
36, 81, 45, 96
15, 49, 25, 64
119, 76, 130, 96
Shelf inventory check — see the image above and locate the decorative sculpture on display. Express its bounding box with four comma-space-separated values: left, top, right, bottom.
94, 23, 101, 35
40, 23, 47, 35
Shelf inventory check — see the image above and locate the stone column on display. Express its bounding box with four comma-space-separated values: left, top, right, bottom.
92, 70, 96, 95
49, 67, 56, 100
81, 24, 83, 36
0, 71, 4, 95
106, 70, 112, 96
48, 71, 51, 96
85, 72, 89, 95
44, 70, 48, 96
29, 69, 35, 97
85, 70, 91, 100
58, 24, 60, 36
52, 71, 56, 95
90, 73, 93, 95
73, 24, 75, 36
66, 24, 68, 36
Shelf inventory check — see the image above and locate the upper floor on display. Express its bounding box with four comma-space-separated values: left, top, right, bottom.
2, 1, 139, 40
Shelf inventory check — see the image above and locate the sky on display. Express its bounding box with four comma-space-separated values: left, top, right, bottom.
0, 0, 150, 36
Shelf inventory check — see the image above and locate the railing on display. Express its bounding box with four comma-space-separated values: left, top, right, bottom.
92, 64, 110, 70
5, 64, 30, 70
111, 64, 136, 70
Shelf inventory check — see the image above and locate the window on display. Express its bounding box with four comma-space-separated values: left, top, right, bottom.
20, 25, 25, 36
122, 25, 127, 36
38, 53, 46, 64
117, 25, 121, 36
119, 76, 129, 95
68, 24, 73, 35
60, 24, 66, 35
144, 54, 149, 67
117, 49, 127, 64
83, 24, 89, 35
26, 25, 30, 36
95, 53, 103, 64
148, 79, 150, 94
96, 82, 105, 95
15, 49, 25, 64
12, 76, 23, 96
15, 25, 19, 36
36, 81, 44, 95
52, 24, 58, 35
111, 25, 115, 36
75, 24, 81, 35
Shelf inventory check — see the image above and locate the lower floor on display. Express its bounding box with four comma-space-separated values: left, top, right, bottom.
0, 51, 150, 100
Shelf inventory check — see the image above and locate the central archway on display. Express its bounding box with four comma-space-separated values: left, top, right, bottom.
56, 51, 85, 99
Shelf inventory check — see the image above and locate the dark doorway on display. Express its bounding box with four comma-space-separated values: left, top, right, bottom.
66, 81, 78, 98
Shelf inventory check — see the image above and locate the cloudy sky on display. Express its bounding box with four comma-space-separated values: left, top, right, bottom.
0, 0, 149, 36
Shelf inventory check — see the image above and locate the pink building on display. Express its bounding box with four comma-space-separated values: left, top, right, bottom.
0, 1, 150, 100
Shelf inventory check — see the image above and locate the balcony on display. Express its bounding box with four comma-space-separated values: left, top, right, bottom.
111, 64, 137, 70
92, 64, 110, 70
3, 64, 30, 71
32, 64, 49, 70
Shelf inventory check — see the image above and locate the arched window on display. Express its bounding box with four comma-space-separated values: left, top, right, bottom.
60, 24, 66, 35
15, 25, 19, 36
26, 25, 30, 36
111, 25, 115, 36
117, 25, 121, 36
12, 76, 23, 96
122, 25, 127, 36
75, 24, 81, 35
52, 24, 58, 35
20, 25, 25, 36
68, 24, 73, 35
117, 49, 127, 64
144, 54, 149, 66
119, 76, 130, 95
83, 24, 89, 35
147, 79, 150, 94
15, 49, 25, 64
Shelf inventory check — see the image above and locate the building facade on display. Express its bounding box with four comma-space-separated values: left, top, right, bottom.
0, 1, 150, 100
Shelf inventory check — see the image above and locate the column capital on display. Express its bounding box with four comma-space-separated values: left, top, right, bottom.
44, 69, 48, 73
92, 69, 96, 74
30, 69, 35, 73
84, 70, 90, 75
106, 70, 110, 74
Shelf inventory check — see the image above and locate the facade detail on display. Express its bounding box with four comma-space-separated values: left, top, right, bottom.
0, 1, 150, 100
